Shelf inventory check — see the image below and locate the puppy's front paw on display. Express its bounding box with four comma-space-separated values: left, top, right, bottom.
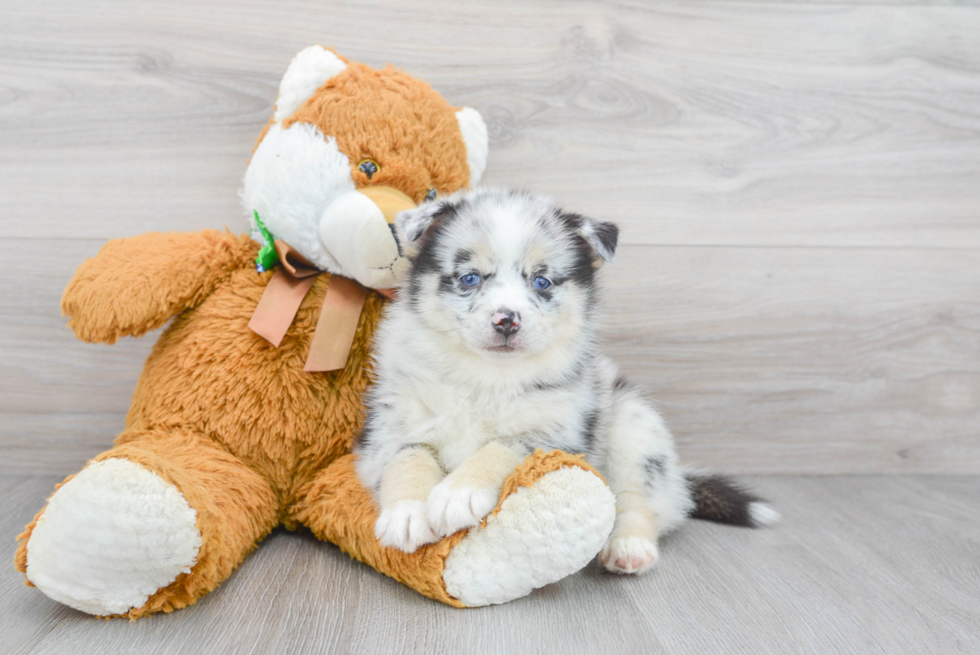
427, 480, 498, 537
599, 536, 659, 575
375, 500, 439, 553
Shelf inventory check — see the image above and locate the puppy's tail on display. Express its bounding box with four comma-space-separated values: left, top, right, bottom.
685, 473, 780, 528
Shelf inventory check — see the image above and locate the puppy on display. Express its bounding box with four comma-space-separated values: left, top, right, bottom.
355, 188, 777, 574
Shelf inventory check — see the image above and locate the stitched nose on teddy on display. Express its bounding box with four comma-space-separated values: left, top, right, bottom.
492, 309, 521, 337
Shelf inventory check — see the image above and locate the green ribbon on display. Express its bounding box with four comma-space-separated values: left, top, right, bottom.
254, 210, 280, 272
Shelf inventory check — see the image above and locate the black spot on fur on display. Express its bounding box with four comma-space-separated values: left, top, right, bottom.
511, 441, 535, 458
539, 238, 597, 315
570, 240, 597, 288
582, 410, 599, 451
410, 203, 461, 266
531, 377, 568, 393
412, 239, 440, 275
591, 220, 619, 260
613, 375, 630, 392
453, 249, 473, 268
407, 241, 439, 308
686, 474, 768, 528
643, 456, 665, 488
405, 204, 463, 309
438, 274, 456, 295
354, 412, 378, 453
559, 211, 619, 263
404, 199, 461, 243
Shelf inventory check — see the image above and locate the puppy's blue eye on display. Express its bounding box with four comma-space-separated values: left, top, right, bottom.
532, 276, 552, 290
460, 273, 481, 286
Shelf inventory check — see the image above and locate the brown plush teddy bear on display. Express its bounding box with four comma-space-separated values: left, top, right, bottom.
14, 46, 617, 618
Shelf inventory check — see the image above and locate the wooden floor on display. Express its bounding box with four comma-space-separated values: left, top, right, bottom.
3, 474, 979, 655
1, 0, 979, 652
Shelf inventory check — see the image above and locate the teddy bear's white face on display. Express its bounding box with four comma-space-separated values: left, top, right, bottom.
240, 46, 488, 290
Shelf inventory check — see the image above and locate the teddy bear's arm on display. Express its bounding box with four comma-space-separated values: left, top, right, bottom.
62, 230, 257, 343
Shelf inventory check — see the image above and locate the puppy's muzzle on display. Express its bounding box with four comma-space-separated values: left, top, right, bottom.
492, 310, 521, 337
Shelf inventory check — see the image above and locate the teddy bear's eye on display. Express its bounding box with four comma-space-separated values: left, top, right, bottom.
425, 188, 437, 202
358, 159, 379, 179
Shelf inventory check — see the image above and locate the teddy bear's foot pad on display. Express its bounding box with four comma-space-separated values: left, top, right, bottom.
25, 458, 202, 616
442, 466, 616, 606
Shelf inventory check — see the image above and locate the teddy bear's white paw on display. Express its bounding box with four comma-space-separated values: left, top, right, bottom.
599, 536, 659, 575
375, 500, 438, 553
25, 458, 202, 616
426, 481, 498, 538
442, 466, 616, 606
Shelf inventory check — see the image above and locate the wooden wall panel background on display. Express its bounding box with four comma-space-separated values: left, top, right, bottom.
1, 0, 978, 475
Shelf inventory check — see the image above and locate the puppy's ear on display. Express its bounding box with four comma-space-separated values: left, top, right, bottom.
395, 201, 453, 258
562, 213, 619, 264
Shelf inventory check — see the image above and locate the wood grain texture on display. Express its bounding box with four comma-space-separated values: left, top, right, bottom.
3, 474, 979, 654
2, 238, 976, 474
1, 1, 979, 246
3, 2, 980, 652
603, 245, 980, 474
0, 5, 978, 471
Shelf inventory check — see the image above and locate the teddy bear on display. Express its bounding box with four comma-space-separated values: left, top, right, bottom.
14, 46, 617, 618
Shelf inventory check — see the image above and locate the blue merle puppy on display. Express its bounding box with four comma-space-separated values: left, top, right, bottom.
355, 188, 778, 573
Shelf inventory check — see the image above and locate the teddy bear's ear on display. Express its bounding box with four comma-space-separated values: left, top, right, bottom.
456, 108, 488, 188
273, 45, 347, 122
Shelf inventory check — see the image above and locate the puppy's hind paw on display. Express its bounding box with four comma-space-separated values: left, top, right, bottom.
427, 481, 498, 538
375, 500, 439, 553
599, 536, 659, 575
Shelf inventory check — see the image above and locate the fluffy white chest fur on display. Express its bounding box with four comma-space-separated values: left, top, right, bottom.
355, 188, 777, 575
369, 313, 600, 473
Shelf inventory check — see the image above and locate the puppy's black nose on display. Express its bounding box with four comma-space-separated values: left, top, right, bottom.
492, 310, 521, 336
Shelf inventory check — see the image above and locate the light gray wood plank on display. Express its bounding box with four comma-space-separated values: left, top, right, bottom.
0, 414, 126, 476
0, 238, 156, 416
754, 0, 980, 5
3, 475, 979, 654
602, 245, 980, 474
3, 239, 975, 475
1, 1, 979, 246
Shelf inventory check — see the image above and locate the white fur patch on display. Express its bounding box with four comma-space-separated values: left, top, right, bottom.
241, 121, 355, 272
25, 458, 201, 616
427, 483, 499, 537
442, 467, 615, 606
375, 500, 438, 553
750, 502, 781, 527
274, 45, 347, 122
455, 107, 488, 187
600, 536, 659, 575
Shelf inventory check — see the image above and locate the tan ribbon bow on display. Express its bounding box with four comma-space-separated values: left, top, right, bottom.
248, 240, 371, 372
247, 186, 413, 372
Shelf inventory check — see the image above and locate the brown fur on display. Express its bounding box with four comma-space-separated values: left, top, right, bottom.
18, 231, 385, 617
285, 58, 471, 203
14, 58, 599, 617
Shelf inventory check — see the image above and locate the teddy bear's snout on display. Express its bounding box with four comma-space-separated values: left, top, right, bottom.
318, 188, 415, 289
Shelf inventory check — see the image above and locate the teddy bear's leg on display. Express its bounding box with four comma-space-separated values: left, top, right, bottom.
15, 429, 279, 618
292, 450, 616, 607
